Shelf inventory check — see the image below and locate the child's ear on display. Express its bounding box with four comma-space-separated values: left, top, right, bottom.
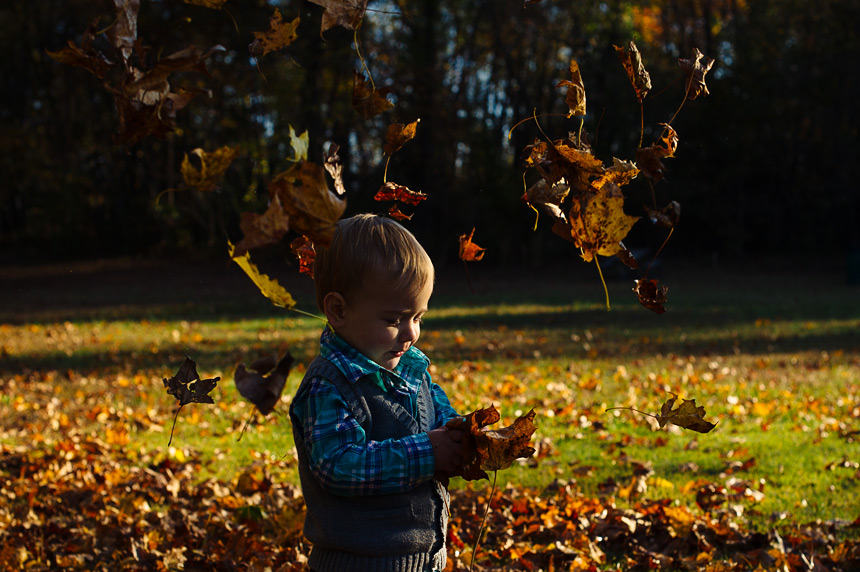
322, 292, 348, 327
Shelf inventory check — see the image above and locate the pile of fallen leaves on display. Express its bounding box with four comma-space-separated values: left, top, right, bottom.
1, 437, 858, 571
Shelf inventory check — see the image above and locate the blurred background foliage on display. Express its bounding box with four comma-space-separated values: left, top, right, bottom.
1, 0, 857, 274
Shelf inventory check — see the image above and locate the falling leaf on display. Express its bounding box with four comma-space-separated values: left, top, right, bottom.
268, 162, 346, 247
250, 9, 299, 58
384, 120, 420, 156
107, 0, 139, 66
229, 241, 297, 309
323, 142, 345, 196
561, 181, 640, 263
235, 351, 294, 415
655, 123, 679, 158
162, 356, 220, 446
288, 126, 309, 163
556, 58, 586, 117
353, 71, 394, 119
657, 393, 717, 433
615, 40, 651, 101
308, 0, 368, 34
679, 47, 715, 100
633, 278, 669, 314
46, 25, 114, 79
180, 145, 240, 192
290, 235, 315, 277
446, 405, 537, 481
645, 201, 681, 229
521, 179, 569, 225
233, 195, 291, 256
184, 0, 228, 8
459, 228, 486, 262
635, 146, 667, 182
387, 204, 412, 221
374, 181, 427, 206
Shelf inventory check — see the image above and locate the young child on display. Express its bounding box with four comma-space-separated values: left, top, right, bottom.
289, 213, 464, 572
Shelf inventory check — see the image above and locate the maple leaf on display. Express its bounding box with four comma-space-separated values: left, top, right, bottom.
559, 181, 640, 263
521, 178, 570, 224
46, 25, 114, 79
556, 58, 586, 117
679, 47, 715, 100
635, 146, 668, 182
615, 40, 651, 101
446, 405, 537, 481
633, 278, 669, 314
657, 393, 716, 433
250, 9, 299, 58
308, 0, 368, 35
353, 71, 394, 119
459, 228, 486, 262
268, 162, 346, 247
233, 195, 291, 256
384, 120, 420, 156
235, 351, 294, 415
290, 235, 315, 277
162, 356, 220, 446
229, 241, 297, 309
374, 181, 427, 206
180, 145, 240, 192
645, 200, 681, 229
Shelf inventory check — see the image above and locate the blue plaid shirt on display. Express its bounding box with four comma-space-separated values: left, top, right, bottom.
292, 328, 459, 496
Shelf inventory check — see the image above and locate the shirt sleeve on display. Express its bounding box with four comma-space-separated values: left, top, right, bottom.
292, 375, 437, 497
429, 377, 460, 428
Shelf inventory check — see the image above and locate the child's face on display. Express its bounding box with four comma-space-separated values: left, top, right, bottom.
328, 276, 432, 371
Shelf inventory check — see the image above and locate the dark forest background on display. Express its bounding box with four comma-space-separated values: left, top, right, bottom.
1, 0, 858, 278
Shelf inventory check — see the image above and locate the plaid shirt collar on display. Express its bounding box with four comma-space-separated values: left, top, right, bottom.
319, 327, 430, 391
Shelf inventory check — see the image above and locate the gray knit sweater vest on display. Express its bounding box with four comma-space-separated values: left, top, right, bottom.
289, 355, 449, 572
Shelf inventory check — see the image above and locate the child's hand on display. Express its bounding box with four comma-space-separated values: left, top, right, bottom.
428, 427, 464, 475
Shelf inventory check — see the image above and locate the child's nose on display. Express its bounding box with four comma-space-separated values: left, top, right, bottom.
399, 320, 420, 343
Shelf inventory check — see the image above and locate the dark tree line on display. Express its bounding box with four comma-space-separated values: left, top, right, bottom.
1, 0, 857, 274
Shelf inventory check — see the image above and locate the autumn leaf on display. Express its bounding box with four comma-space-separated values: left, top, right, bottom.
608, 393, 716, 433
387, 204, 412, 221
233, 195, 290, 256
384, 120, 420, 156
679, 47, 715, 100
288, 125, 310, 163
615, 40, 651, 101
162, 356, 220, 446
353, 71, 394, 119
229, 241, 297, 309
459, 228, 486, 262
184, 0, 228, 8
323, 142, 345, 196
107, 0, 139, 66
559, 181, 640, 263
180, 145, 240, 192
521, 178, 570, 225
446, 405, 537, 481
250, 9, 299, 58
374, 181, 427, 206
268, 161, 346, 247
633, 277, 669, 314
645, 200, 681, 229
556, 58, 586, 117
308, 0, 368, 34
46, 25, 114, 79
235, 351, 294, 415
290, 235, 315, 277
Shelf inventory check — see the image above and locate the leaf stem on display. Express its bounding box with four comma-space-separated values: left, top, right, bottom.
469, 470, 497, 572
167, 404, 184, 447
289, 307, 327, 324
595, 257, 610, 311
605, 406, 658, 419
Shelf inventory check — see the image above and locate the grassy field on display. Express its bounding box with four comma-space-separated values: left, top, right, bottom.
1, 257, 859, 568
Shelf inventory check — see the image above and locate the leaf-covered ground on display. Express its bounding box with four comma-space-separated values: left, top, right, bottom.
1, 259, 859, 571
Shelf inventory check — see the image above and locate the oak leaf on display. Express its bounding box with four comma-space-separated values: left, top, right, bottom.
250, 9, 299, 58
235, 351, 294, 415
308, 0, 368, 35
633, 278, 668, 314
233, 195, 291, 256
679, 48, 715, 100
615, 40, 651, 101
459, 228, 486, 262
229, 241, 297, 309
180, 145, 240, 192
556, 58, 586, 117
268, 162, 346, 247
353, 71, 394, 119
384, 120, 420, 156
446, 405, 537, 481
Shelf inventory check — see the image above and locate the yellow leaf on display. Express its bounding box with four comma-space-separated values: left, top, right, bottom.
288, 125, 309, 162
181, 145, 240, 192
228, 241, 296, 309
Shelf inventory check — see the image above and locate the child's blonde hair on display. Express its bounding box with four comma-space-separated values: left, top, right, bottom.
313, 213, 434, 311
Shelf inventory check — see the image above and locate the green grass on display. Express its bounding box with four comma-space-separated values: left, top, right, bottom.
1, 261, 859, 537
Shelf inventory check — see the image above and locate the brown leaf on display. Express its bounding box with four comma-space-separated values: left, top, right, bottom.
308, 0, 368, 34
521, 179, 569, 223
269, 162, 346, 247
107, 0, 140, 65
633, 278, 669, 314
46, 25, 114, 79
657, 393, 717, 433
645, 201, 681, 229
353, 71, 394, 119
556, 58, 586, 117
374, 181, 427, 206
324, 143, 345, 196
563, 181, 640, 263
387, 204, 413, 221
384, 120, 420, 156
615, 40, 651, 101
184, 0, 229, 8
679, 48, 715, 100
235, 351, 294, 415
180, 145, 240, 192
233, 195, 291, 256
251, 9, 299, 57
290, 235, 316, 277
459, 228, 486, 262
635, 146, 667, 182
163, 356, 219, 407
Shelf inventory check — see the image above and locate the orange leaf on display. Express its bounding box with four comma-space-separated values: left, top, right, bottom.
250, 9, 299, 57
290, 235, 316, 277
556, 58, 586, 117
269, 162, 346, 247
352, 71, 394, 119
615, 40, 651, 101
384, 120, 420, 156
459, 228, 486, 262
233, 195, 291, 256
374, 181, 427, 206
